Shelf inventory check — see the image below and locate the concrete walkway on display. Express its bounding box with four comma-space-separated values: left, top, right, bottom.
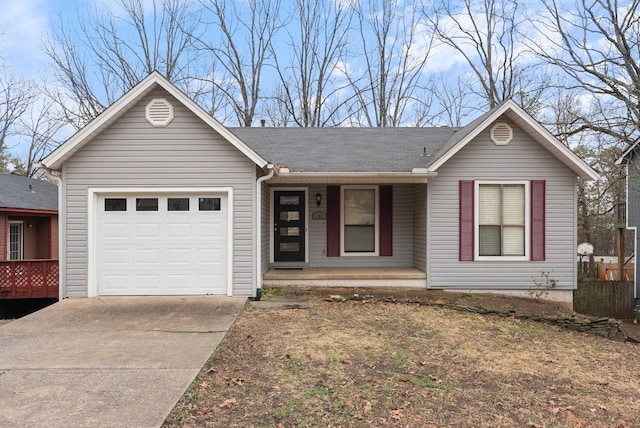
0, 296, 246, 428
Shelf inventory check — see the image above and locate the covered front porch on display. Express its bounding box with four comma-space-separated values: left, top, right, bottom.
258, 174, 431, 292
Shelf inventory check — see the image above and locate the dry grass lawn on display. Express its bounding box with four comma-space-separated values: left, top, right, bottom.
165, 288, 640, 427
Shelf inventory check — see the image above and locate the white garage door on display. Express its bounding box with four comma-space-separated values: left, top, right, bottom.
96, 193, 228, 295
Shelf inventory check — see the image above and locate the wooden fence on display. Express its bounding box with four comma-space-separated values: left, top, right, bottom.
574, 280, 635, 319
577, 260, 634, 281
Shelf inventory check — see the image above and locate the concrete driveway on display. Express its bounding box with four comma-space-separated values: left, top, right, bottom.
0, 296, 246, 428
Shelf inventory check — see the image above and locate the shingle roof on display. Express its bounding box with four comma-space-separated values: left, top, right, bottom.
0, 173, 58, 211
229, 127, 460, 172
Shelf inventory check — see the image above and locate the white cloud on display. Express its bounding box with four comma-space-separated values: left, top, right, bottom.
0, 0, 52, 75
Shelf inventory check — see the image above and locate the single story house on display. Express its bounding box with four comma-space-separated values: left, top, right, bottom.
39, 72, 598, 303
616, 145, 640, 306
0, 172, 59, 299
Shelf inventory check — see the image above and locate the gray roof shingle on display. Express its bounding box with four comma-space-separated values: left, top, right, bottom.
0, 173, 58, 211
229, 127, 461, 172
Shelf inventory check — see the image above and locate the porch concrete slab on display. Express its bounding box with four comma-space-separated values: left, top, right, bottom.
0, 296, 246, 428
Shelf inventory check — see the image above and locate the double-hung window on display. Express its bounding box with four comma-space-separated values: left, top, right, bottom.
341, 186, 379, 255
476, 182, 528, 259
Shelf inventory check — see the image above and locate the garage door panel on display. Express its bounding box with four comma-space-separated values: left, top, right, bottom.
198, 222, 223, 237
136, 248, 161, 264
135, 223, 161, 238
102, 223, 129, 238
198, 248, 223, 264
167, 248, 192, 263
167, 223, 191, 237
135, 274, 162, 291
103, 249, 130, 264
96, 193, 228, 296
102, 274, 130, 292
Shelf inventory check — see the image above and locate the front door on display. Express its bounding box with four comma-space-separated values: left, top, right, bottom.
274, 190, 306, 262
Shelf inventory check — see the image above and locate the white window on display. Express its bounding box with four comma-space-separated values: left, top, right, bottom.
475, 182, 529, 260
8, 221, 24, 260
341, 186, 379, 256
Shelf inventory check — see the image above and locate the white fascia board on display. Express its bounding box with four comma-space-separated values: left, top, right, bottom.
269, 171, 436, 184
41, 72, 268, 170
427, 99, 599, 182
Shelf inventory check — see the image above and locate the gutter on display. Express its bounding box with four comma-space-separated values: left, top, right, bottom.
254, 164, 275, 300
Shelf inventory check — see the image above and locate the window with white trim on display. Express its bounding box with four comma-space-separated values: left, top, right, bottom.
8, 221, 24, 260
476, 182, 528, 258
341, 186, 378, 255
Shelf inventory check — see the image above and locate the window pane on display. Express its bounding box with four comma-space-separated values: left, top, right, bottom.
503, 226, 525, 256
279, 242, 300, 252
279, 227, 300, 237
9, 223, 22, 260
199, 197, 221, 211
279, 195, 300, 205
136, 198, 158, 211
105, 198, 127, 212
168, 198, 189, 211
344, 189, 375, 225
479, 225, 501, 256
479, 185, 500, 224
344, 225, 375, 252
280, 211, 300, 221
503, 185, 525, 225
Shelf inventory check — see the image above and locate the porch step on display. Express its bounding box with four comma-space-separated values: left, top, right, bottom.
263, 267, 426, 288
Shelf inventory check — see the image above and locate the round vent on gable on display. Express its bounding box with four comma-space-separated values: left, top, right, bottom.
145, 98, 174, 127
490, 122, 513, 145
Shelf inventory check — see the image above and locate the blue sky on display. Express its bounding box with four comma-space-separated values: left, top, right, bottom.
0, 0, 624, 161
0, 0, 74, 77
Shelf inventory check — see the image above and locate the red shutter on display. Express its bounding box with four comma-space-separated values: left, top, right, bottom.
530, 180, 546, 261
379, 185, 393, 256
459, 180, 474, 261
326, 186, 341, 257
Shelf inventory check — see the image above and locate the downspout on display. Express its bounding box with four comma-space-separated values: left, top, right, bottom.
254, 164, 275, 301
39, 163, 63, 299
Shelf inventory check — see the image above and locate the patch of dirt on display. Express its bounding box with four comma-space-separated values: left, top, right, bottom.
165, 288, 640, 427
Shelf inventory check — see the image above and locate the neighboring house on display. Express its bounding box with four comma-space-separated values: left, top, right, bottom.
39, 72, 598, 303
616, 145, 640, 306
0, 173, 59, 299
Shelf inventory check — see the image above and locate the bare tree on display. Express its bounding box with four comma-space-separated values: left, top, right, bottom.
10, 100, 65, 177
0, 71, 35, 172
430, 73, 475, 126
43, 0, 200, 129
271, 0, 352, 127
193, 0, 282, 126
425, 0, 545, 112
344, 0, 435, 127
530, 0, 640, 145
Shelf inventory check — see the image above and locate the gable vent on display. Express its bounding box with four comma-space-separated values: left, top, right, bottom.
490, 122, 513, 145
145, 98, 174, 127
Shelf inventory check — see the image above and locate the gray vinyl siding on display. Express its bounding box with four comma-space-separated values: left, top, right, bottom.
626, 159, 640, 299
268, 184, 414, 267
428, 119, 578, 291
62, 87, 257, 297
412, 184, 427, 271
